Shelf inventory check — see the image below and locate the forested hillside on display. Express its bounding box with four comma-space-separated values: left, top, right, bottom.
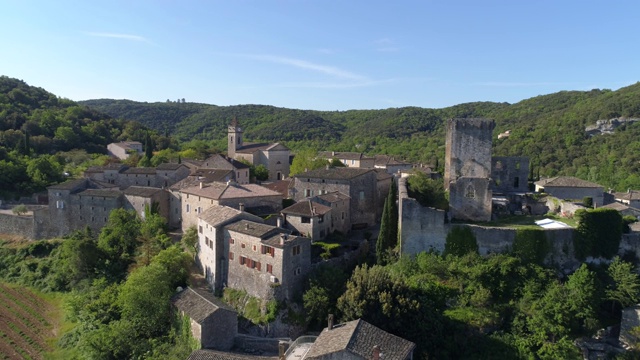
82, 82, 640, 191
0, 77, 169, 198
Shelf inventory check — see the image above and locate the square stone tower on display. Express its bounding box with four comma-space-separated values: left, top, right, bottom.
444, 118, 495, 222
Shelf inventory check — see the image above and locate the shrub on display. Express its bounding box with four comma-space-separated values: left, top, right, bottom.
12, 204, 28, 215
444, 226, 478, 257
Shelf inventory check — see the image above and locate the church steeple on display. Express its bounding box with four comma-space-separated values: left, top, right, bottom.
228, 116, 243, 158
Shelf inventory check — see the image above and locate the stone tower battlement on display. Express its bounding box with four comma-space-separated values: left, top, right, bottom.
445, 118, 495, 222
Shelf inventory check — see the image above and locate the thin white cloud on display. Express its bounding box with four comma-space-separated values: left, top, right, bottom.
244, 54, 368, 81
85, 32, 148, 42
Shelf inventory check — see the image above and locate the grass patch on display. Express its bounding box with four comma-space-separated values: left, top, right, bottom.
223, 288, 279, 325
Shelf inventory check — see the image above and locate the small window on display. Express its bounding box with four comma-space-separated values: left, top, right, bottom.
256, 261, 261, 271
301, 217, 311, 224
199, 226, 203, 234
305, 189, 311, 197
253, 245, 257, 252
359, 191, 365, 200
267, 264, 273, 274
318, 215, 324, 223
295, 267, 301, 276
229, 238, 235, 245
341, 212, 345, 220
240, 256, 246, 265
229, 252, 234, 260
514, 177, 520, 188
186, 204, 190, 213
241, 243, 246, 248
292, 245, 301, 256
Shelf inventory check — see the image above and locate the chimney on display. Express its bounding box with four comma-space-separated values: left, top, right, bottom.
245, 223, 250, 230
278, 342, 286, 360
280, 234, 285, 245
239, 203, 245, 212
328, 314, 335, 330
277, 216, 283, 228
199, 182, 203, 189
372, 345, 381, 360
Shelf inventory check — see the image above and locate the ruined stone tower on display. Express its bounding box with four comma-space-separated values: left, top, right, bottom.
444, 118, 495, 222
227, 116, 243, 158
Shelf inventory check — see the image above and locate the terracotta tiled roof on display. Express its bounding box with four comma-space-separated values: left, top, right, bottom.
201, 154, 249, 170
305, 319, 415, 360
614, 191, 640, 201
156, 163, 188, 171
318, 151, 372, 161
262, 179, 292, 197
171, 287, 235, 324
187, 349, 276, 360
123, 186, 164, 198
123, 167, 157, 175
536, 176, 602, 188
294, 167, 373, 180
77, 188, 123, 198
282, 200, 331, 217
225, 219, 288, 240
198, 205, 262, 227
315, 191, 350, 203
48, 178, 87, 190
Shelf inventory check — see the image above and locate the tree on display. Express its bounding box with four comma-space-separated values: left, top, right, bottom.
444, 226, 478, 257
329, 158, 346, 167
254, 164, 269, 181
181, 226, 198, 256
304, 264, 349, 328
98, 209, 141, 278
376, 196, 391, 265
606, 257, 640, 312
574, 208, 622, 259
290, 148, 328, 176
406, 172, 448, 210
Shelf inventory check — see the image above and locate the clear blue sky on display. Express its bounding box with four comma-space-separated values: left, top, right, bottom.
2, 1, 638, 111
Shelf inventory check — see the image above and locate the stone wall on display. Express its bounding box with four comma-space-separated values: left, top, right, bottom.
491, 156, 530, 193
0, 213, 34, 239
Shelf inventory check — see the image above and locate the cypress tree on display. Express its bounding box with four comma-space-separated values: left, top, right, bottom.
376, 195, 390, 265
388, 180, 398, 248
144, 132, 153, 160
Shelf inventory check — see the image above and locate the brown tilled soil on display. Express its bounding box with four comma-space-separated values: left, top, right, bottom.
0, 284, 57, 360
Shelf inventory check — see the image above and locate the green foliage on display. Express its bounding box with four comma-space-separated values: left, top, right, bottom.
582, 196, 593, 208
606, 257, 640, 311
313, 241, 340, 260
290, 148, 328, 176
11, 204, 27, 215
444, 226, 478, 257
222, 288, 279, 325
181, 225, 198, 255
376, 182, 399, 265
407, 172, 448, 210
574, 208, 623, 259
254, 164, 269, 181
512, 228, 550, 265
303, 264, 349, 328
97, 209, 141, 279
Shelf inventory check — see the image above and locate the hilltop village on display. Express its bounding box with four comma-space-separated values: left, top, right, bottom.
4, 115, 640, 359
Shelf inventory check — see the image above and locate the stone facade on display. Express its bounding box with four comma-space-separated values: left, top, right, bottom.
292, 168, 379, 229
123, 186, 170, 220
107, 141, 143, 160
200, 154, 251, 185
197, 205, 264, 292
445, 118, 495, 222
85, 163, 190, 189
172, 287, 238, 351
491, 156, 529, 193
313, 192, 351, 235
317, 151, 375, 168
535, 176, 604, 207
228, 117, 290, 181
225, 220, 311, 301
181, 182, 282, 231
281, 200, 332, 240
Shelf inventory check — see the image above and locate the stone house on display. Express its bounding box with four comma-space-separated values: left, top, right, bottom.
304, 318, 416, 360
197, 205, 264, 292
262, 179, 293, 200
47, 178, 123, 237
317, 151, 375, 168
281, 199, 332, 241
123, 186, 170, 220
374, 155, 413, 174
601, 202, 640, 219
180, 181, 283, 231
200, 154, 251, 185
228, 117, 290, 181
313, 192, 351, 234
171, 287, 238, 351
107, 141, 143, 160
84, 163, 190, 189
535, 176, 604, 207
225, 220, 311, 301
292, 167, 379, 229
613, 190, 640, 209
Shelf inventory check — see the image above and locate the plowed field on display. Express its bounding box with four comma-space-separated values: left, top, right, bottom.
0, 283, 60, 360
